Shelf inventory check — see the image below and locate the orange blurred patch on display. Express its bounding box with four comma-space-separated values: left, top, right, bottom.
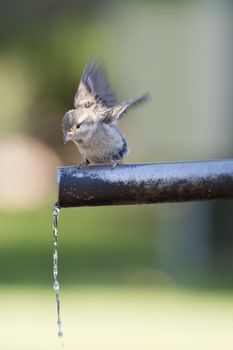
0, 135, 61, 211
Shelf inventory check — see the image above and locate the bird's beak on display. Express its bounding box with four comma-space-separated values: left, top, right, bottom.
63, 132, 73, 144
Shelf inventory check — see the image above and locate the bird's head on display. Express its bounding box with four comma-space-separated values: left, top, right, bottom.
62, 108, 99, 144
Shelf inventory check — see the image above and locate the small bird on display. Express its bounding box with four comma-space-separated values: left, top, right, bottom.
62, 59, 148, 166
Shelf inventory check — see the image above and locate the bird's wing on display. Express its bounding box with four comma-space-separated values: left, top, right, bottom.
102, 93, 149, 123
74, 60, 118, 109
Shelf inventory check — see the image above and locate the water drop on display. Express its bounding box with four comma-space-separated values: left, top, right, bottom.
53, 280, 59, 291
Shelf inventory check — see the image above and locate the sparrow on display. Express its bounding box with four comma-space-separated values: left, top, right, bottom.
62, 59, 149, 166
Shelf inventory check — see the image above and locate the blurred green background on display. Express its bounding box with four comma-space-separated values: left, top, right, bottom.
1, 1, 233, 349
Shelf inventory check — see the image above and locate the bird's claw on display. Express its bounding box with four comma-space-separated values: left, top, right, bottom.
111, 159, 122, 168
76, 162, 88, 169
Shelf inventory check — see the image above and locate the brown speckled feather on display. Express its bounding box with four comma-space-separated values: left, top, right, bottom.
74, 60, 118, 109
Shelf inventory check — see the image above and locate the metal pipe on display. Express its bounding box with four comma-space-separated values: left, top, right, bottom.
57, 160, 233, 208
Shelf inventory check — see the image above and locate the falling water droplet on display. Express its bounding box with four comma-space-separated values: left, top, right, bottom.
53, 202, 64, 343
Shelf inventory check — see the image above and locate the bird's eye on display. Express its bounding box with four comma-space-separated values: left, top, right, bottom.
76, 124, 81, 129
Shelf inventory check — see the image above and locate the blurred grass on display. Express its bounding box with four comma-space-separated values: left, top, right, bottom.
1, 203, 233, 288
0, 203, 156, 285
0, 286, 233, 350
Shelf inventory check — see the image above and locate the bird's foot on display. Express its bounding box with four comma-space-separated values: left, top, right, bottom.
75, 159, 90, 168
111, 159, 122, 168
76, 162, 88, 169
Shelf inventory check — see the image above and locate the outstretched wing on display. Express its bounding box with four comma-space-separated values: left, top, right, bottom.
74, 60, 118, 108
102, 93, 149, 123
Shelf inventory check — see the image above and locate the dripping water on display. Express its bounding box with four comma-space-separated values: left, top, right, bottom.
53, 202, 63, 343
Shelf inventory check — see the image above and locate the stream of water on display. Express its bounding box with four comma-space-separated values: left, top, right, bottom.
53, 202, 63, 342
